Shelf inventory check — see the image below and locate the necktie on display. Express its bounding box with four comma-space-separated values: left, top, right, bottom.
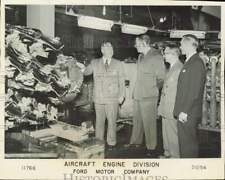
105, 59, 109, 71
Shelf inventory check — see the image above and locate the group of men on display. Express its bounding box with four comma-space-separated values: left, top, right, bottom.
78, 33, 206, 158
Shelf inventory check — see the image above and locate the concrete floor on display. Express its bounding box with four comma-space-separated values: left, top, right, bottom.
104, 119, 221, 159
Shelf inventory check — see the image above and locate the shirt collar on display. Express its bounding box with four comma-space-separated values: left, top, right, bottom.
143, 47, 151, 56
138, 47, 155, 62
185, 52, 197, 63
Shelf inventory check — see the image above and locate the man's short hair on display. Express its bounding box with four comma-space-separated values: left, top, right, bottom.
101, 41, 113, 48
182, 34, 199, 48
164, 44, 181, 57
137, 34, 151, 45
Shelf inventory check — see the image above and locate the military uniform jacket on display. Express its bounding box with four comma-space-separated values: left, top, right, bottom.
158, 61, 183, 119
133, 47, 165, 100
173, 53, 206, 119
84, 58, 125, 104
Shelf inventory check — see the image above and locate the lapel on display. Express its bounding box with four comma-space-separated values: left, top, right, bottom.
141, 47, 156, 62
183, 53, 198, 69
98, 57, 116, 72
97, 57, 105, 72
179, 53, 198, 74
165, 61, 182, 82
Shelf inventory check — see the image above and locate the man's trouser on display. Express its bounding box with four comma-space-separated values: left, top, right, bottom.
177, 117, 199, 158
130, 99, 158, 150
94, 103, 118, 146
162, 117, 180, 158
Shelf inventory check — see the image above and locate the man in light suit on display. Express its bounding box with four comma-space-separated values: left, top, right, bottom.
158, 44, 183, 158
82, 42, 125, 149
173, 34, 206, 158
129, 34, 165, 156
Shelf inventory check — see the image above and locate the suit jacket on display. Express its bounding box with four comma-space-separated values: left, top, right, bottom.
133, 47, 165, 100
84, 57, 125, 104
158, 60, 183, 119
173, 53, 206, 119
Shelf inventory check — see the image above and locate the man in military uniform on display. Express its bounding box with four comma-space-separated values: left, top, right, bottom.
129, 34, 166, 156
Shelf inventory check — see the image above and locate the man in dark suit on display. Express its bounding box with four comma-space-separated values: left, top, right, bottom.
173, 34, 206, 158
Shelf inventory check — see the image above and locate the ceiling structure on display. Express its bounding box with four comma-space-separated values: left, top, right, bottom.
5, 5, 221, 58
56, 5, 220, 31
5, 5, 221, 32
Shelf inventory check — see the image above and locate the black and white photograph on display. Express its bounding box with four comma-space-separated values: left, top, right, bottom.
3, 4, 222, 160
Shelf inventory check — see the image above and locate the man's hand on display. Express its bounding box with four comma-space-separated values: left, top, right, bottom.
76, 62, 85, 73
178, 112, 188, 123
118, 96, 125, 105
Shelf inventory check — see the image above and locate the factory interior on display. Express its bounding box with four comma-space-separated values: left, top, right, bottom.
4, 5, 221, 159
